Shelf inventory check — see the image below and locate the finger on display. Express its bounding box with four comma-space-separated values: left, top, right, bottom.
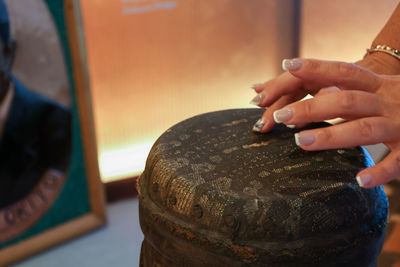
250, 73, 306, 108
251, 82, 265, 93
252, 94, 299, 133
273, 90, 383, 125
256, 72, 305, 107
356, 150, 400, 188
283, 58, 382, 92
313, 86, 340, 98
294, 117, 400, 150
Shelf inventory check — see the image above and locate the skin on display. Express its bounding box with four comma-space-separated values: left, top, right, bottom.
253, 59, 400, 188
251, 4, 400, 188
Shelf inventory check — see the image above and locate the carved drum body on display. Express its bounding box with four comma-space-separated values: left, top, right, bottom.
138, 109, 388, 267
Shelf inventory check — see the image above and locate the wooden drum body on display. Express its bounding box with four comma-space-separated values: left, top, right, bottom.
138, 109, 388, 267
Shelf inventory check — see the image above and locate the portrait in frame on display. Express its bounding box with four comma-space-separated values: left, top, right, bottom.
0, 0, 105, 265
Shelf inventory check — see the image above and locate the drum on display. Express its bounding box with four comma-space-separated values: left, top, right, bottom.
138, 109, 388, 267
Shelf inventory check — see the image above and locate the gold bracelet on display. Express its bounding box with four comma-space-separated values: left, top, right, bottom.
365, 45, 400, 60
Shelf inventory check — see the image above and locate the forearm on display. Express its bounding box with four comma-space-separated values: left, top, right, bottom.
357, 3, 400, 75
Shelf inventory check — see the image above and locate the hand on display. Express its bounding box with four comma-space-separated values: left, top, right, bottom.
251, 58, 400, 188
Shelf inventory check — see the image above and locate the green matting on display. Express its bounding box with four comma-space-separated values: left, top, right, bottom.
0, 0, 91, 249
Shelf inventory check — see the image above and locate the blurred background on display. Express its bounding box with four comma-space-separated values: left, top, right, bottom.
10, 1, 400, 266
6, 0, 70, 106
81, 0, 298, 181
3, 0, 398, 181
77, 0, 398, 182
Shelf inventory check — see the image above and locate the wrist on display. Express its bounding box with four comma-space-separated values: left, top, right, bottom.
357, 51, 400, 75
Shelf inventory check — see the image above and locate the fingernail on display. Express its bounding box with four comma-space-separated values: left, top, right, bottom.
249, 92, 265, 106
287, 124, 296, 129
273, 107, 293, 123
251, 83, 263, 89
356, 174, 373, 187
282, 59, 302, 71
294, 132, 315, 146
253, 118, 265, 132
323, 87, 340, 93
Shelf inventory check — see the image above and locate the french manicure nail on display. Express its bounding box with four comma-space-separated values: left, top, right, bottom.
273, 108, 293, 123
294, 132, 315, 146
253, 118, 265, 132
287, 124, 296, 129
356, 174, 373, 187
250, 93, 265, 106
282, 59, 302, 71
251, 83, 263, 89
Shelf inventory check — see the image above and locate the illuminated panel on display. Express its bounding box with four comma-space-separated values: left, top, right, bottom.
300, 0, 398, 61
79, 0, 297, 181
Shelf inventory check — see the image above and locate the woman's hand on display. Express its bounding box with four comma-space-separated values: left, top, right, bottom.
251, 58, 400, 188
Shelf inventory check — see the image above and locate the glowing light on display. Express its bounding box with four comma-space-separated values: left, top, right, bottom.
80, 0, 287, 182
99, 141, 154, 182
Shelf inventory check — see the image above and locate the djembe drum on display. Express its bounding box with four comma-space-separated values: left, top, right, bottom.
138, 109, 388, 267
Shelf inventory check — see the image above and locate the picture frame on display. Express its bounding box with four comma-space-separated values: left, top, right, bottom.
0, 0, 105, 265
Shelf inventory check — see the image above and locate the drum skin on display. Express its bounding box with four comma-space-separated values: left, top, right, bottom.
138, 109, 388, 267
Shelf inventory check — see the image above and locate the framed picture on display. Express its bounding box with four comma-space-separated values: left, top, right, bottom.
0, 0, 105, 265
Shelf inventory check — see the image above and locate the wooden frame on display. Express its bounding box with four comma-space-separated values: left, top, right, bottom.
0, 0, 105, 265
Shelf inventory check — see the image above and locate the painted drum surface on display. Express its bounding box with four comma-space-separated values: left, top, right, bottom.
138, 108, 388, 267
